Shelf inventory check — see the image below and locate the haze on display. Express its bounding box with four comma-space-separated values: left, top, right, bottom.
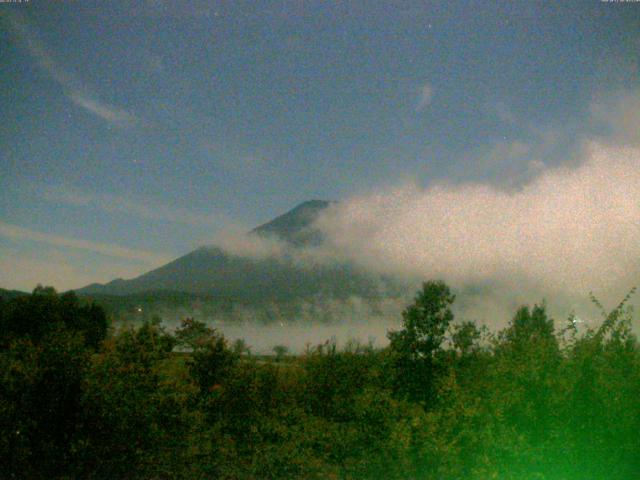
1, 2, 639, 332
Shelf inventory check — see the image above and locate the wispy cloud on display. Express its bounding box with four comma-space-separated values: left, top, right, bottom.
415, 83, 433, 112
0, 247, 146, 291
42, 185, 227, 228
1, 10, 138, 128
67, 92, 138, 128
590, 88, 640, 147
460, 139, 544, 187
0, 221, 170, 265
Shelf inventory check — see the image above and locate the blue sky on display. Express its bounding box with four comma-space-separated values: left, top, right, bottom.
1, 1, 639, 290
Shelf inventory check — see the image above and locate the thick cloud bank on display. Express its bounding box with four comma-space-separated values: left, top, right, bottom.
315, 142, 640, 307
212, 141, 640, 328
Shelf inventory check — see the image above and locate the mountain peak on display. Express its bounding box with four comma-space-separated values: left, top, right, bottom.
251, 199, 335, 244
76, 200, 342, 296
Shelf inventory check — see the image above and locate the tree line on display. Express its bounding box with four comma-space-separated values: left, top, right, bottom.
1, 282, 638, 479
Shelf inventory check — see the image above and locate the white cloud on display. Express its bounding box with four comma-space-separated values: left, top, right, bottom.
2, 11, 138, 128
483, 140, 531, 166
0, 221, 170, 265
461, 139, 538, 187
214, 228, 286, 259
314, 141, 640, 304
0, 252, 97, 292
0, 247, 145, 291
42, 185, 226, 228
416, 83, 434, 111
455, 121, 568, 188
67, 92, 138, 129
590, 88, 640, 147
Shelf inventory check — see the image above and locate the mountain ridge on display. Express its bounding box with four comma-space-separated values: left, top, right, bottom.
251, 199, 336, 246
75, 200, 400, 303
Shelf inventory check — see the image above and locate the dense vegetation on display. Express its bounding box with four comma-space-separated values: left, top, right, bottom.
1, 282, 639, 479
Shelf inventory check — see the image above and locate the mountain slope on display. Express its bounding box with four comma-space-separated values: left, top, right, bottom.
0, 288, 29, 301
252, 199, 335, 246
76, 200, 400, 302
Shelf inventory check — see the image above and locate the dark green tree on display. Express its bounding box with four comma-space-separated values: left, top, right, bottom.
451, 320, 483, 357
0, 286, 107, 349
388, 281, 455, 404
504, 303, 556, 349
188, 331, 238, 396
76, 321, 182, 478
0, 327, 89, 478
0, 287, 108, 478
174, 317, 215, 350
273, 344, 289, 362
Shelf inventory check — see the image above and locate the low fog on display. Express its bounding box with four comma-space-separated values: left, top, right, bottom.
151, 93, 640, 352
152, 296, 407, 354
208, 98, 640, 349
150, 287, 612, 354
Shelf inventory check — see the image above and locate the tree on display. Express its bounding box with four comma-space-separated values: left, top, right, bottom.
388, 281, 455, 404
0, 286, 107, 349
174, 317, 215, 350
504, 303, 556, 349
451, 320, 483, 357
0, 327, 89, 478
389, 281, 455, 360
76, 321, 181, 478
188, 332, 238, 396
273, 344, 289, 362
232, 338, 251, 356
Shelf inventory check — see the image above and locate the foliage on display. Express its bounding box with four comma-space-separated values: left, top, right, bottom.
75, 321, 188, 478
1, 282, 639, 479
174, 316, 215, 350
0, 287, 108, 478
0, 285, 108, 349
0, 328, 88, 479
273, 344, 289, 361
188, 329, 238, 396
388, 280, 455, 404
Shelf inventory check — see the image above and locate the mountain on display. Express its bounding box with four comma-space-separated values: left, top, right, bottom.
252, 199, 336, 246
76, 200, 401, 304
0, 288, 29, 301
